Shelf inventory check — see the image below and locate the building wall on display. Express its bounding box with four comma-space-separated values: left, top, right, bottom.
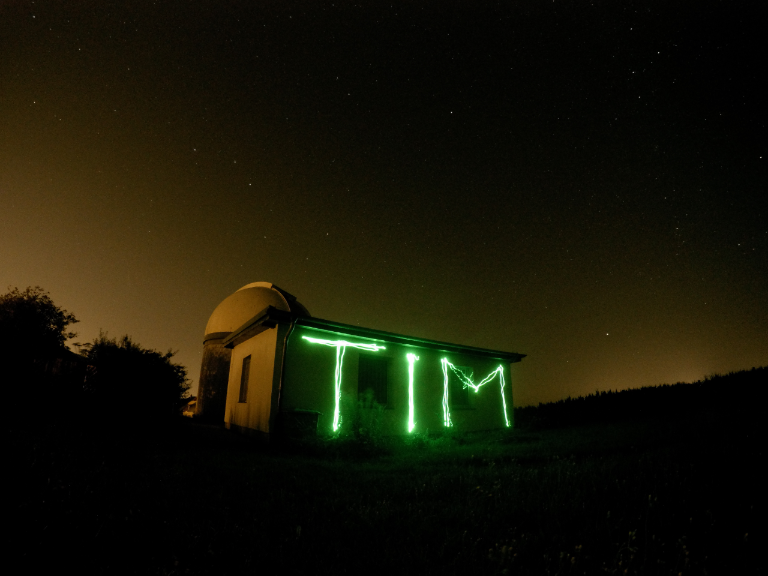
224, 324, 288, 435
281, 325, 514, 436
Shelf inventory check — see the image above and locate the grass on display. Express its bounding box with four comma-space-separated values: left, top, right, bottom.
12, 375, 762, 575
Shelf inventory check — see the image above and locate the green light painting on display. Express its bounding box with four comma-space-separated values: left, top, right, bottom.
301, 336, 385, 431
407, 353, 419, 432
440, 358, 453, 427
303, 335, 511, 433
441, 359, 511, 427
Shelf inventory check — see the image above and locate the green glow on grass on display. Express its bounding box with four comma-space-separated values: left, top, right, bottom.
442, 359, 511, 428
301, 336, 385, 431
407, 353, 419, 432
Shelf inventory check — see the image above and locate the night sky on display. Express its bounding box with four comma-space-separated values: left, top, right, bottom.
2, 1, 766, 406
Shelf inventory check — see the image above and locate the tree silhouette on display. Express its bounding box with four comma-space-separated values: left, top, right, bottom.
0, 286, 78, 360
1, 287, 190, 425
1, 286, 83, 416
80, 333, 190, 423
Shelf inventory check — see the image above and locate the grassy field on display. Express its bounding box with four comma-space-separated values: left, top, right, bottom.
13, 375, 761, 575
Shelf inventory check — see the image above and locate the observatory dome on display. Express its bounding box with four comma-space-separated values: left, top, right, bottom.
204, 282, 310, 339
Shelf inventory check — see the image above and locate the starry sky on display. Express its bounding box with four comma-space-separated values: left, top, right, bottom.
2, 1, 766, 406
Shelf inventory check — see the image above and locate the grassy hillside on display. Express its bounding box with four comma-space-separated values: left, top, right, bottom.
515, 367, 766, 428
12, 369, 763, 574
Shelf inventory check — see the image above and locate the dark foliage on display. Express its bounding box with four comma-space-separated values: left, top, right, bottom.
0, 285, 78, 359
514, 366, 766, 429
0, 286, 189, 426
80, 333, 190, 424
0, 286, 82, 414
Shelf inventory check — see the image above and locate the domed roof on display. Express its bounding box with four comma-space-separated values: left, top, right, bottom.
204, 282, 310, 338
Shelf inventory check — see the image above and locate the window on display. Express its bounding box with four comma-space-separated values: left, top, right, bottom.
450, 365, 472, 407
238, 355, 251, 403
358, 354, 388, 405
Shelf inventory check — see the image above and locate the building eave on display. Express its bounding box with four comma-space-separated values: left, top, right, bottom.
223, 307, 526, 362
297, 317, 526, 362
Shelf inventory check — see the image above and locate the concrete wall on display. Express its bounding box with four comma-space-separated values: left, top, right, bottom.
224, 324, 288, 435
281, 325, 514, 436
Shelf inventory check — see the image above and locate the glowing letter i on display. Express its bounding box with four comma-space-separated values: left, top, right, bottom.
406, 353, 419, 432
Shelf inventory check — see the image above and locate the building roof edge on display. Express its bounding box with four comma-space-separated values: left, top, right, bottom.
295, 316, 526, 362
223, 308, 526, 362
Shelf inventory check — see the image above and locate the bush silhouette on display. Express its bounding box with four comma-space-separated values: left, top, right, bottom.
80, 333, 190, 424
1, 286, 82, 414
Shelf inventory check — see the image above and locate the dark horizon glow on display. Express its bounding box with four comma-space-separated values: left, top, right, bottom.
1, 1, 765, 407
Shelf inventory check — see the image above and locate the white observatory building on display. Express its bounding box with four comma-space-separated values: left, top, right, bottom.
198, 282, 524, 440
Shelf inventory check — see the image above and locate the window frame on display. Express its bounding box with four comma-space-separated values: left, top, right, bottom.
357, 353, 389, 406
238, 355, 251, 403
